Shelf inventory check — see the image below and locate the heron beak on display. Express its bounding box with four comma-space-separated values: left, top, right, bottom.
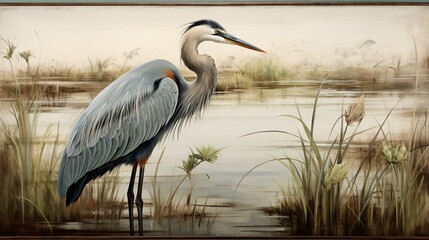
221, 32, 266, 53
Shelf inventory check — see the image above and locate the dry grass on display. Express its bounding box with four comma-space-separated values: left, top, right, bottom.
148, 146, 219, 233
0, 39, 124, 233
239, 78, 429, 236
218, 57, 292, 91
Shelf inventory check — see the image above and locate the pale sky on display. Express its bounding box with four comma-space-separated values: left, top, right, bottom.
0, 6, 428, 71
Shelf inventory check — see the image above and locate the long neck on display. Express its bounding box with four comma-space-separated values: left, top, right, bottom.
178, 37, 217, 120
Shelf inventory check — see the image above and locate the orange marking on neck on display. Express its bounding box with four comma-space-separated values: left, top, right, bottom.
138, 155, 151, 167
164, 69, 176, 81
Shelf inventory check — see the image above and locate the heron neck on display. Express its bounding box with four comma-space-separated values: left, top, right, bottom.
179, 40, 217, 116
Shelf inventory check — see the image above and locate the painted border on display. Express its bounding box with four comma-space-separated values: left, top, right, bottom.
0, 0, 428, 5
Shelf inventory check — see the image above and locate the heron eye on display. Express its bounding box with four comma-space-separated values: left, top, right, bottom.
214, 29, 221, 35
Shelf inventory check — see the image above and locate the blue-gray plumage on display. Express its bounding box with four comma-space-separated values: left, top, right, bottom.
57, 60, 181, 203
57, 19, 264, 236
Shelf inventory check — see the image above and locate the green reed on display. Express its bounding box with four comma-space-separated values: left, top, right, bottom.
149, 146, 219, 231
0, 40, 125, 233
0, 38, 58, 232
238, 76, 428, 235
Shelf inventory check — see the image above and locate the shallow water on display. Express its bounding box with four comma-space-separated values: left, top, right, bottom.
1, 73, 428, 236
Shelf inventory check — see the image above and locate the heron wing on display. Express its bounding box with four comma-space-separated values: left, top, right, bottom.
58, 62, 179, 197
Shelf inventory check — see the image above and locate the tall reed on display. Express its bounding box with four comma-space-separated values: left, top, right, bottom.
0, 39, 59, 232
149, 146, 220, 228
0, 40, 125, 232
88, 57, 113, 80
238, 78, 428, 235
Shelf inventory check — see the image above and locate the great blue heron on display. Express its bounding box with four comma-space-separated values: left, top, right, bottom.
57, 19, 264, 235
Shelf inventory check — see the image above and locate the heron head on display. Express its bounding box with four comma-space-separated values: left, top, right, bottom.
182, 19, 265, 53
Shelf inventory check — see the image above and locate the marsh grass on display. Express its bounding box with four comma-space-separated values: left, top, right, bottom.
180, 145, 220, 206
38, 62, 86, 80
11, 58, 125, 83
88, 57, 114, 81
216, 71, 253, 91
148, 146, 219, 233
238, 77, 429, 235
239, 57, 291, 83
78, 169, 125, 221
238, 80, 365, 235
217, 57, 399, 92
0, 40, 125, 232
343, 112, 428, 236
2, 48, 409, 97
218, 57, 291, 91
0, 40, 61, 231
55, 173, 124, 222
341, 38, 429, 236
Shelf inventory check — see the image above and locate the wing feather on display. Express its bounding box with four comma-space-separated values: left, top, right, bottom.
58, 62, 179, 197
106, 136, 119, 162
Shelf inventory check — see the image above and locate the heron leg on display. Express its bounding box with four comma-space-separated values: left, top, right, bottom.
127, 163, 138, 236
136, 165, 145, 236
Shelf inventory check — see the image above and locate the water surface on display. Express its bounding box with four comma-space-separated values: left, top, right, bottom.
2, 73, 428, 235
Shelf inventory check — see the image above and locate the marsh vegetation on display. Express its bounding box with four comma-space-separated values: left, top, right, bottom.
0, 37, 428, 236
241, 86, 429, 236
